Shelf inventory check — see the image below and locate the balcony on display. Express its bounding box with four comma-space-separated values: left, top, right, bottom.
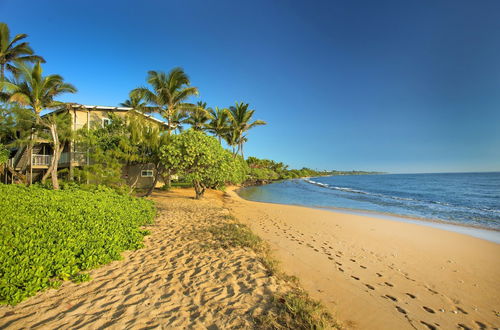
32, 154, 51, 167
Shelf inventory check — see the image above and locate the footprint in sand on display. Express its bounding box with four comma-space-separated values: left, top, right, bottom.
395, 306, 407, 314
422, 306, 435, 314
376, 273, 383, 277
384, 282, 394, 287
457, 323, 472, 330
365, 284, 375, 290
351, 276, 360, 281
420, 321, 437, 330
385, 294, 398, 302
475, 321, 487, 329
427, 288, 438, 294
406, 293, 416, 299
360, 265, 367, 269
456, 306, 468, 315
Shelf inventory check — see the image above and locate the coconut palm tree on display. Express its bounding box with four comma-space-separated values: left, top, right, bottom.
130, 68, 199, 136
169, 111, 188, 134
129, 67, 198, 188
0, 62, 76, 189
206, 106, 230, 144
226, 102, 266, 159
0, 22, 45, 81
184, 101, 212, 131
120, 94, 148, 111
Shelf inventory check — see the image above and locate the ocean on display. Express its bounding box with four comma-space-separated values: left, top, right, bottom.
237, 172, 500, 231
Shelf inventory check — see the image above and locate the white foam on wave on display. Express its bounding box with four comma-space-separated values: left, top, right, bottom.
302, 179, 500, 215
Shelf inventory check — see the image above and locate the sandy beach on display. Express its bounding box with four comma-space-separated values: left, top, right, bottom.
0, 189, 294, 329
226, 187, 500, 329
1, 187, 498, 329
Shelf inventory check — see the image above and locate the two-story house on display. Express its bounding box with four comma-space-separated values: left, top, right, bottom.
2, 104, 168, 188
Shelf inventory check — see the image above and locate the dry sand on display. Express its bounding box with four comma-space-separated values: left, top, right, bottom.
226, 187, 500, 329
0, 189, 287, 329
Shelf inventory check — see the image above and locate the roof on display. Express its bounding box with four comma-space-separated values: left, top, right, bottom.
45, 103, 170, 128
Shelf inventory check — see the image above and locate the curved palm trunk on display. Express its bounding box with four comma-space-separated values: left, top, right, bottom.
41, 123, 61, 189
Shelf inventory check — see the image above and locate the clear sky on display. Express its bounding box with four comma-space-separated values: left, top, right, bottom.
2, 0, 499, 173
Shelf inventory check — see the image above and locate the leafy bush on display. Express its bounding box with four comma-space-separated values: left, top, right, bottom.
161, 130, 247, 199
0, 184, 155, 305
0, 143, 8, 165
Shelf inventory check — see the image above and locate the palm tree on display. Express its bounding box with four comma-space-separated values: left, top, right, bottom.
169, 111, 188, 134
0, 22, 45, 81
0, 62, 76, 189
120, 94, 148, 111
184, 101, 212, 131
129, 67, 198, 188
206, 106, 230, 144
130, 68, 199, 136
226, 102, 266, 159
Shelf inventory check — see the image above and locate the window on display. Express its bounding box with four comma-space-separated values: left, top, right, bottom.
141, 170, 154, 177
102, 118, 111, 127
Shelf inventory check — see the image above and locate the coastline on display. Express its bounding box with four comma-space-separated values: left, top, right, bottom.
236, 185, 500, 244
226, 186, 500, 329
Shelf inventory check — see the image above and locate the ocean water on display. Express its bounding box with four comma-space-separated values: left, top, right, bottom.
237, 172, 500, 231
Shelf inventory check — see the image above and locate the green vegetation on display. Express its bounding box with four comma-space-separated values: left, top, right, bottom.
207, 219, 264, 252
246, 156, 381, 184
0, 22, 45, 81
0, 143, 7, 165
160, 130, 247, 199
225, 102, 266, 158
0, 62, 76, 189
258, 290, 338, 329
0, 183, 155, 305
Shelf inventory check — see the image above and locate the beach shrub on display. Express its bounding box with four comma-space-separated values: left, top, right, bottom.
0, 143, 8, 165
160, 130, 247, 199
0, 183, 155, 305
0, 143, 8, 175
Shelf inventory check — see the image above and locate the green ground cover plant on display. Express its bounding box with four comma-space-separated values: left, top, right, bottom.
0, 183, 155, 305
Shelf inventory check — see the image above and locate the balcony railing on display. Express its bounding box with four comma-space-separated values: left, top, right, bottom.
19, 153, 89, 167
32, 154, 51, 166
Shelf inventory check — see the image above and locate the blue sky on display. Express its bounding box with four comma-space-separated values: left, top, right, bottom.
2, 0, 499, 173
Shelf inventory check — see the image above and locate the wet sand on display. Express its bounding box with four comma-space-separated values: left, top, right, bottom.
226, 187, 500, 329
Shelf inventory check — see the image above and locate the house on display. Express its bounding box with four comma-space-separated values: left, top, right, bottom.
2, 104, 168, 188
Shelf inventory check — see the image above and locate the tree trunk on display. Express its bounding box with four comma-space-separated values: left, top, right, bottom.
240, 143, 244, 159
42, 123, 61, 189
145, 164, 160, 197
23, 137, 34, 186
27, 144, 33, 185
193, 181, 205, 199
164, 117, 173, 189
